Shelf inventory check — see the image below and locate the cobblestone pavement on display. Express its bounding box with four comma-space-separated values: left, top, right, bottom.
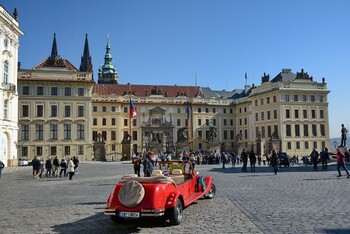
1, 162, 350, 233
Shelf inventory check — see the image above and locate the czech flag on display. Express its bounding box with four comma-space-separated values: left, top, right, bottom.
130, 99, 137, 118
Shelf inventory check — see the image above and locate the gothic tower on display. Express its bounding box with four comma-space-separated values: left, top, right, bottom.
79, 33, 93, 74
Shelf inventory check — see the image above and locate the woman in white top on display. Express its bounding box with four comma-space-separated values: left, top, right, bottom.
67, 158, 75, 180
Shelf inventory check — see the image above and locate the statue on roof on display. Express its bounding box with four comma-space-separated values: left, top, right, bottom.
296, 69, 310, 79
261, 72, 270, 83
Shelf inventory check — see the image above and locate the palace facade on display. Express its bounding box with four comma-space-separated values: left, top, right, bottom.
16, 35, 330, 161
0, 5, 23, 166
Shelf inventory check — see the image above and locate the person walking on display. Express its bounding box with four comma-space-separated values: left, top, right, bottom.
45, 157, 52, 177
231, 153, 237, 168
249, 151, 256, 172
52, 156, 59, 177
32, 157, 41, 179
241, 149, 248, 172
331, 148, 350, 178
143, 151, 154, 177
132, 154, 142, 177
73, 156, 79, 175
270, 150, 279, 175
59, 158, 67, 177
310, 148, 319, 170
0, 160, 5, 179
320, 147, 329, 170
67, 158, 75, 180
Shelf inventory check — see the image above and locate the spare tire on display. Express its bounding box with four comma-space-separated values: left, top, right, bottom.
118, 180, 145, 208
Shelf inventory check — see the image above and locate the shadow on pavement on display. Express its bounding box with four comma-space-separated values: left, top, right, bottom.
51, 212, 174, 234
318, 228, 350, 234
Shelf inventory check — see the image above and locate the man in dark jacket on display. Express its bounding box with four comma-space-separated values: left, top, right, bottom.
32, 157, 41, 179
310, 148, 319, 170
241, 149, 248, 172
143, 152, 154, 177
320, 147, 329, 170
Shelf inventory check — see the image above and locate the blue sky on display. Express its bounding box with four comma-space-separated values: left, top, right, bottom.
2, 0, 350, 138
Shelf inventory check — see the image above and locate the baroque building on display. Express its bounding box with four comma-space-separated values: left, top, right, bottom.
0, 5, 23, 167
16, 36, 330, 162
17, 34, 94, 161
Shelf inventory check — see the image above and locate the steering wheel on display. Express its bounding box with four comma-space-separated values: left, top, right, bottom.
162, 170, 170, 177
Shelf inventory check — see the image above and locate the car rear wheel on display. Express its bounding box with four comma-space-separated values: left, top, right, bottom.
204, 183, 216, 199
168, 199, 183, 225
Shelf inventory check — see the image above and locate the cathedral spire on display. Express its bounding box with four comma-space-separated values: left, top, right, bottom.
50, 33, 58, 59
80, 33, 93, 73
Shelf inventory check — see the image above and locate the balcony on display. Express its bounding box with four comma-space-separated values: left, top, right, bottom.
2, 83, 16, 92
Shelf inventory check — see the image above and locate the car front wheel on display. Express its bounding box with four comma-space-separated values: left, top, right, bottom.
204, 183, 216, 199
168, 199, 183, 225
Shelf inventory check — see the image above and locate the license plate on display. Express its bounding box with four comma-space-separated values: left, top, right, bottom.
118, 211, 140, 218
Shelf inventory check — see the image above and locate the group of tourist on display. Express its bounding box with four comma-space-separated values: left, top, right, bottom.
32, 156, 79, 180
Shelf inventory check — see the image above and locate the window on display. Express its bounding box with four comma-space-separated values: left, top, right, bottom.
93, 106, 97, 112
205, 108, 209, 113
255, 113, 259, 121
286, 109, 290, 118
198, 119, 202, 126
51, 105, 57, 117
133, 131, 137, 141
304, 124, 309, 137
261, 112, 264, 121
206, 119, 209, 126
22, 147, 28, 157
124, 119, 128, 126
223, 108, 226, 114
213, 119, 217, 126
312, 124, 317, 136
223, 119, 227, 126
36, 105, 43, 117
295, 124, 300, 136
21, 125, 29, 140
177, 119, 181, 127
255, 100, 258, 106
267, 97, 270, 104
223, 130, 228, 140
64, 124, 71, 139
36, 147, 43, 156
303, 110, 307, 118
64, 87, 71, 96
102, 118, 106, 126
260, 99, 264, 105
50, 146, 57, 156
198, 108, 201, 113
111, 106, 116, 112
51, 87, 58, 96
78, 106, 84, 117
102, 106, 107, 112
230, 109, 233, 114
37, 87, 44, 95
78, 88, 84, 96
3, 60, 9, 84
313, 142, 317, 149
133, 119, 137, 127
295, 109, 299, 119
294, 95, 298, 101
302, 95, 307, 102
320, 110, 324, 119
311, 95, 315, 102
102, 131, 107, 141
286, 124, 291, 137
287, 142, 291, 149
244, 118, 247, 125
93, 118, 97, 125
268, 125, 272, 137
3, 100, 8, 119
124, 107, 128, 113
64, 146, 70, 155
230, 119, 233, 126
305, 141, 309, 149
296, 141, 300, 149
230, 130, 234, 139
77, 124, 85, 139
111, 131, 116, 140
111, 118, 116, 126
267, 110, 271, 120
244, 129, 248, 139
198, 130, 202, 137
50, 124, 58, 139
274, 110, 277, 119
64, 106, 71, 117
285, 94, 289, 102
319, 95, 324, 102
239, 119, 242, 126
92, 131, 98, 141
78, 145, 84, 155
320, 124, 325, 136
274, 125, 278, 138
36, 124, 43, 140
261, 126, 265, 138
213, 108, 216, 113
177, 108, 181, 113
22, 86, 29, 95
273, 95, 277, 102
311, 110, 316, 118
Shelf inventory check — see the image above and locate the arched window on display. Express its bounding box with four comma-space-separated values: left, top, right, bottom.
4, 60, 9, 84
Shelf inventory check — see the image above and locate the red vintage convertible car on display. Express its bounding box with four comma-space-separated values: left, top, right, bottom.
105, 160, 216, 225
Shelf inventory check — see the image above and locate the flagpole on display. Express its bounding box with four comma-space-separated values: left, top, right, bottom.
129, 83, 132, 159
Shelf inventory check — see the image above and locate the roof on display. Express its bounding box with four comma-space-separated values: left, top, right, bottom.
270, 68, 296, 83
94, 84, 203, 98
33, 57, 78, 71
200, 87, 251, 99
